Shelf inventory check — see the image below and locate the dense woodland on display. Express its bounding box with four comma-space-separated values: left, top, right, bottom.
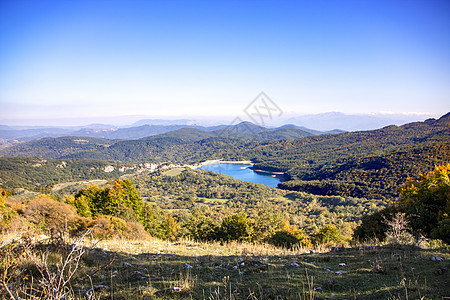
1, 163, 448, 247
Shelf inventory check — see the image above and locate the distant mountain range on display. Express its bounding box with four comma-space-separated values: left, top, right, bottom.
1, 112, 434, 142
0, 121, 344, 143
284, 112, 434, 131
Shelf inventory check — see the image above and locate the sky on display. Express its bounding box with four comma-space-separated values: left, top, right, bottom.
1, 0, 449, 126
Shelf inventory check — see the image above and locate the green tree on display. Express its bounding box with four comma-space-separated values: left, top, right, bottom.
253, 209, 285, 242
163, 215, 179, 241
313, 224, 344, 245
219, 213, 253, 242
183, 208, 217, 241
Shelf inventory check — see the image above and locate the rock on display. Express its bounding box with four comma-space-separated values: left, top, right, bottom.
331, 247, 340, 252
290, 262, 300, 267
310, 250, 315, 254
183, 263, 193, 269
339, 263, 346, 267
238, 258, 244, 264
122, 262, 133, 268
315, 287, 322, 291
431, 256, 443, 261
233, 265, 238, 270
335, 271, 343, 275
85, 285, 110, 299
171, 286, 182, 292
94, 285, 109, 290
331, 293, 336, 297
324, 268, 332, 272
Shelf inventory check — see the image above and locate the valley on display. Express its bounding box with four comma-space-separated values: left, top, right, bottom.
1, 113, 449, 299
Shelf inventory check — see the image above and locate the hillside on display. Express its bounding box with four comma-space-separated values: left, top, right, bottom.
278, 141, 450, 199
1, 113, 449, 199
248, 113, 450, 198
0, 157, 149, 192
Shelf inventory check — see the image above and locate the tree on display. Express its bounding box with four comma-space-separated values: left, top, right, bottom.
268, 221, 311, 248
218, 213, 253, 242
163, 215, 179, 241
253, 209, 284, 242
313, 224, 344, 245
183, 208, 217, 241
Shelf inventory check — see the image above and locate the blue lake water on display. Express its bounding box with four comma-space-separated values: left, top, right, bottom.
199, 163, 281, 188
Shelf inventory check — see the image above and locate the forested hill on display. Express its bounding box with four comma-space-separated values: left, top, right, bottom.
251, 113, 450, 199
0, 113, 449, 199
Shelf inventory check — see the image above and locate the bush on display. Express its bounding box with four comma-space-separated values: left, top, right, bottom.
313, 224, 344, 245
431, 218, 450, 244
23, 195, 78, 239
162, 215, 179, 241
384, 212, 414, 245
218, 213, 253, 242
269, 231, 300, 248
0, 193, 17, 232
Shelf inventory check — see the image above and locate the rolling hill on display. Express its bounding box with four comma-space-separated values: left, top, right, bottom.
1, 113, 448, 199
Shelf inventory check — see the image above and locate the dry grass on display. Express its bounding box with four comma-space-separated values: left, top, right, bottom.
1, 233, 449, 299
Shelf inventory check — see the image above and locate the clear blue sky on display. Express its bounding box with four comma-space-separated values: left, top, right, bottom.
1, 0, 449, 125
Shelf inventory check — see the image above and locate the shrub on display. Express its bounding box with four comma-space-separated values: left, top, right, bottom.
218, 213, 253, 242
313, 224, 344, 245
162, 215, 179, 241
23, 195, 78, 239
384, 212, 414, 245
0, 193, 17, 232
269, 231, 300, 248
431, 218, 450, 244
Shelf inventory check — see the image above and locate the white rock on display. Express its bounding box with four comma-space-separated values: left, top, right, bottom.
290, 262, 300, 267
431, 256, 443, 261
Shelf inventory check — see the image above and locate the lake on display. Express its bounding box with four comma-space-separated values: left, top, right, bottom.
199, 163, 281, 188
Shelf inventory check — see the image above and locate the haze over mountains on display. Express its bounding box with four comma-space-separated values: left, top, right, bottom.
0, 112, 433, 143
0, 121, 345, 144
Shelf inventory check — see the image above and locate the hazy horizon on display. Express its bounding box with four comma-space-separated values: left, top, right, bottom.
1, 1, 449, 124
0, 111, 442, 132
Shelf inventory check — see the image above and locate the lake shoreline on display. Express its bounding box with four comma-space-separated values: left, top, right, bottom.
196, 159, 253, 168
198, 161, 284, 188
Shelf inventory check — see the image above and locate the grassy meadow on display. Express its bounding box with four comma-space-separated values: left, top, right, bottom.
1, 234, 449, 300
